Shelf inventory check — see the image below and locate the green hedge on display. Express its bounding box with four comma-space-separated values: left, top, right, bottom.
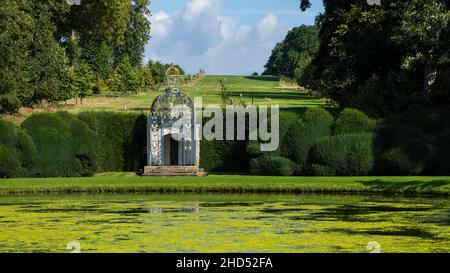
21, 112, 98, 177
333, 108, 375, 135
307, 134, 375, 176
250, 154, 294, 176
282, 108, 333, 169
1, 106, 449, 178
78, 112, 146, 172
0, 119, 36, 178
377, 138, 433, 176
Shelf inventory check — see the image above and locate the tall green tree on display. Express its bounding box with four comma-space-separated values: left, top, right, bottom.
298, 0, 450, 116
29, 3, 73, 106
264, 25, 319, 78
115, 0, 151, 67
0, 0, 34, 113
393, 0, 450, 93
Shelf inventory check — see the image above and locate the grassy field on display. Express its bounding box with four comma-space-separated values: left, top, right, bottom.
4, 75, 326, 124
1, 173, 449, 195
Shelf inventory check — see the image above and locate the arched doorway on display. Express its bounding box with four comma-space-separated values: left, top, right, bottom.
163, 133, 179, 166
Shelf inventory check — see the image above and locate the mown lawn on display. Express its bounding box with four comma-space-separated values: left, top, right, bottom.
1, 173, 449, 195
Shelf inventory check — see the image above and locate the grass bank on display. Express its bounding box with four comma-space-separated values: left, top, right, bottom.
0, 173, 449, 195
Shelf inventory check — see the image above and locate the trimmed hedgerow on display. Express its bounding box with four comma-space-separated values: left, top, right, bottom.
333, 108, 375, 135
0, 119, 36, 177
250, 154, 294, 176
282, 108, 333, 170
200, 139, 249, 172
77, 112, 147, 172
307, 133, 375, 176
21, 112, 98, 177
431, 130, 450, 175
0, 144, 22, 178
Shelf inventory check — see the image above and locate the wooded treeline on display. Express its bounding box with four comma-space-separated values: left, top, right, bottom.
0, 0, 185, 114
268, 0, 450, 117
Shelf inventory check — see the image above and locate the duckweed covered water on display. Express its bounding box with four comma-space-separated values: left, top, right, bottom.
0, 194, 449, 253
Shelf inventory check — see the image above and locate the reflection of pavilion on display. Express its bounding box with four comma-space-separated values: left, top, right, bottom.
143, 68, 205, 176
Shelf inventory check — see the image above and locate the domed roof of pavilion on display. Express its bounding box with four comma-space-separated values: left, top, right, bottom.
150, 88, 194, 124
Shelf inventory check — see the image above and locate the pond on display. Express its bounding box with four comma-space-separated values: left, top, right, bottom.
0, 193, 449, 253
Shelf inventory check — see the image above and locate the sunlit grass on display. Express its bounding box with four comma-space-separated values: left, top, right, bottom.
1, 173, 449, 195
3, 75, 327, 124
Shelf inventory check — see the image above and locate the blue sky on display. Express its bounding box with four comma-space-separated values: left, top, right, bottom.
144, 0, 324, 75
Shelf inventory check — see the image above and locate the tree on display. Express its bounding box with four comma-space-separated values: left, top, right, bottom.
108, 56, 141, 94
0, 0, 34, 113
29, 4, 73, 106
297, 0, 450, 116
393, 0, 450, 93
264, 25, 319, 78
73, 62, 95, 104
114, 0, 151, 67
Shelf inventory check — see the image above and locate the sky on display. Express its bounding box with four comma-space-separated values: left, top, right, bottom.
144, 0, 324, 75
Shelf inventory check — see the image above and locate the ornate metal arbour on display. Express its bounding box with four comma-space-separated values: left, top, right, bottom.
147, 87, 198, 166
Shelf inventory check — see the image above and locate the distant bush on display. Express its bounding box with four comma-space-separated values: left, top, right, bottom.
334, 108, 375, 135
308, 133, 375, 176
250, 154, 294, 176
283, 108, 333, 169
21, 113, 98, 177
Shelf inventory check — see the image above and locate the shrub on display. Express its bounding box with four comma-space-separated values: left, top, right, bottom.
77, 111, 146, 172
333, 108, 375, 135
0, 119, 36, 177
16, 130, 37, 170
200, 139, 249, 172
250, 154, 294, 176
21, 112, 98, 177
283, 108, 333, 168
306, 164, 336, 176
377, 138, 433, 175
307, 133, 375, 176
0, 119, 17, 148
398, 106, 441, 134
431, 130, 450, 175
0, 145, 22, 178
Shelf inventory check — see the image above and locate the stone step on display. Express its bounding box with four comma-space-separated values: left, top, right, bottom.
143, 166, 206, 177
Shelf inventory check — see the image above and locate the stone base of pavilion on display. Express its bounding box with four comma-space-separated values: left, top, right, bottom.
143, 166, 207, 177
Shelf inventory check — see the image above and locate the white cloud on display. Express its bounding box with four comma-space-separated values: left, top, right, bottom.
145, 0, 289, 75
258, 13, 278, 34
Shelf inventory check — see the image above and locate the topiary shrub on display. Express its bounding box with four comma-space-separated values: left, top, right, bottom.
16, 130, 37, 171
0, 119, 18, 148
377, 138, 433, 175
0, 144, 23, 178
431, 130, 450, 175
21, 112, 98, 177
77, 112, 146, 172
200, 139, 249, 172
282, 108, 333, 170
250, 154, 294, 176
333, 108, 375, 135
307, 133, 375, 176
397, 106, 441, 134
0, 119, 36, 177
305, 163, 336, 176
